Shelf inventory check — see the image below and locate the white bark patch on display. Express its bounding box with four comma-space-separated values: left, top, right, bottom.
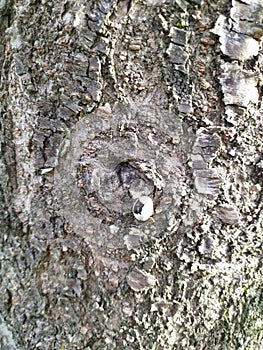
220, 32, 259, 61
220, 62, 259, 106
211, 15, 259, 61
127, 268, 156, 292
230, 0, 263, 39
73, 4, 86, 28
194, 169, 222, 198
216, 204, 240, 225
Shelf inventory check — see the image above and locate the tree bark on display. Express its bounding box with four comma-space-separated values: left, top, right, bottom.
1, 0, 263, 349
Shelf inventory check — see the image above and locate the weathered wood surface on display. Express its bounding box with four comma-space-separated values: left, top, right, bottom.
0, 0, 263, 349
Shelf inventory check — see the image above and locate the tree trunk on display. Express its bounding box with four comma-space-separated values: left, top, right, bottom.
1, 0, 263, 349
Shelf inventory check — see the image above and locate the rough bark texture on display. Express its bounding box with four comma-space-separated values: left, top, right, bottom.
0, 0, 263, 349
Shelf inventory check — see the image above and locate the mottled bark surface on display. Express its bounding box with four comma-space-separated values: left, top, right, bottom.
0, 0, 263, 349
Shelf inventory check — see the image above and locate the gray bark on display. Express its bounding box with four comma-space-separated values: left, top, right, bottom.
0, 0, 263, 349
